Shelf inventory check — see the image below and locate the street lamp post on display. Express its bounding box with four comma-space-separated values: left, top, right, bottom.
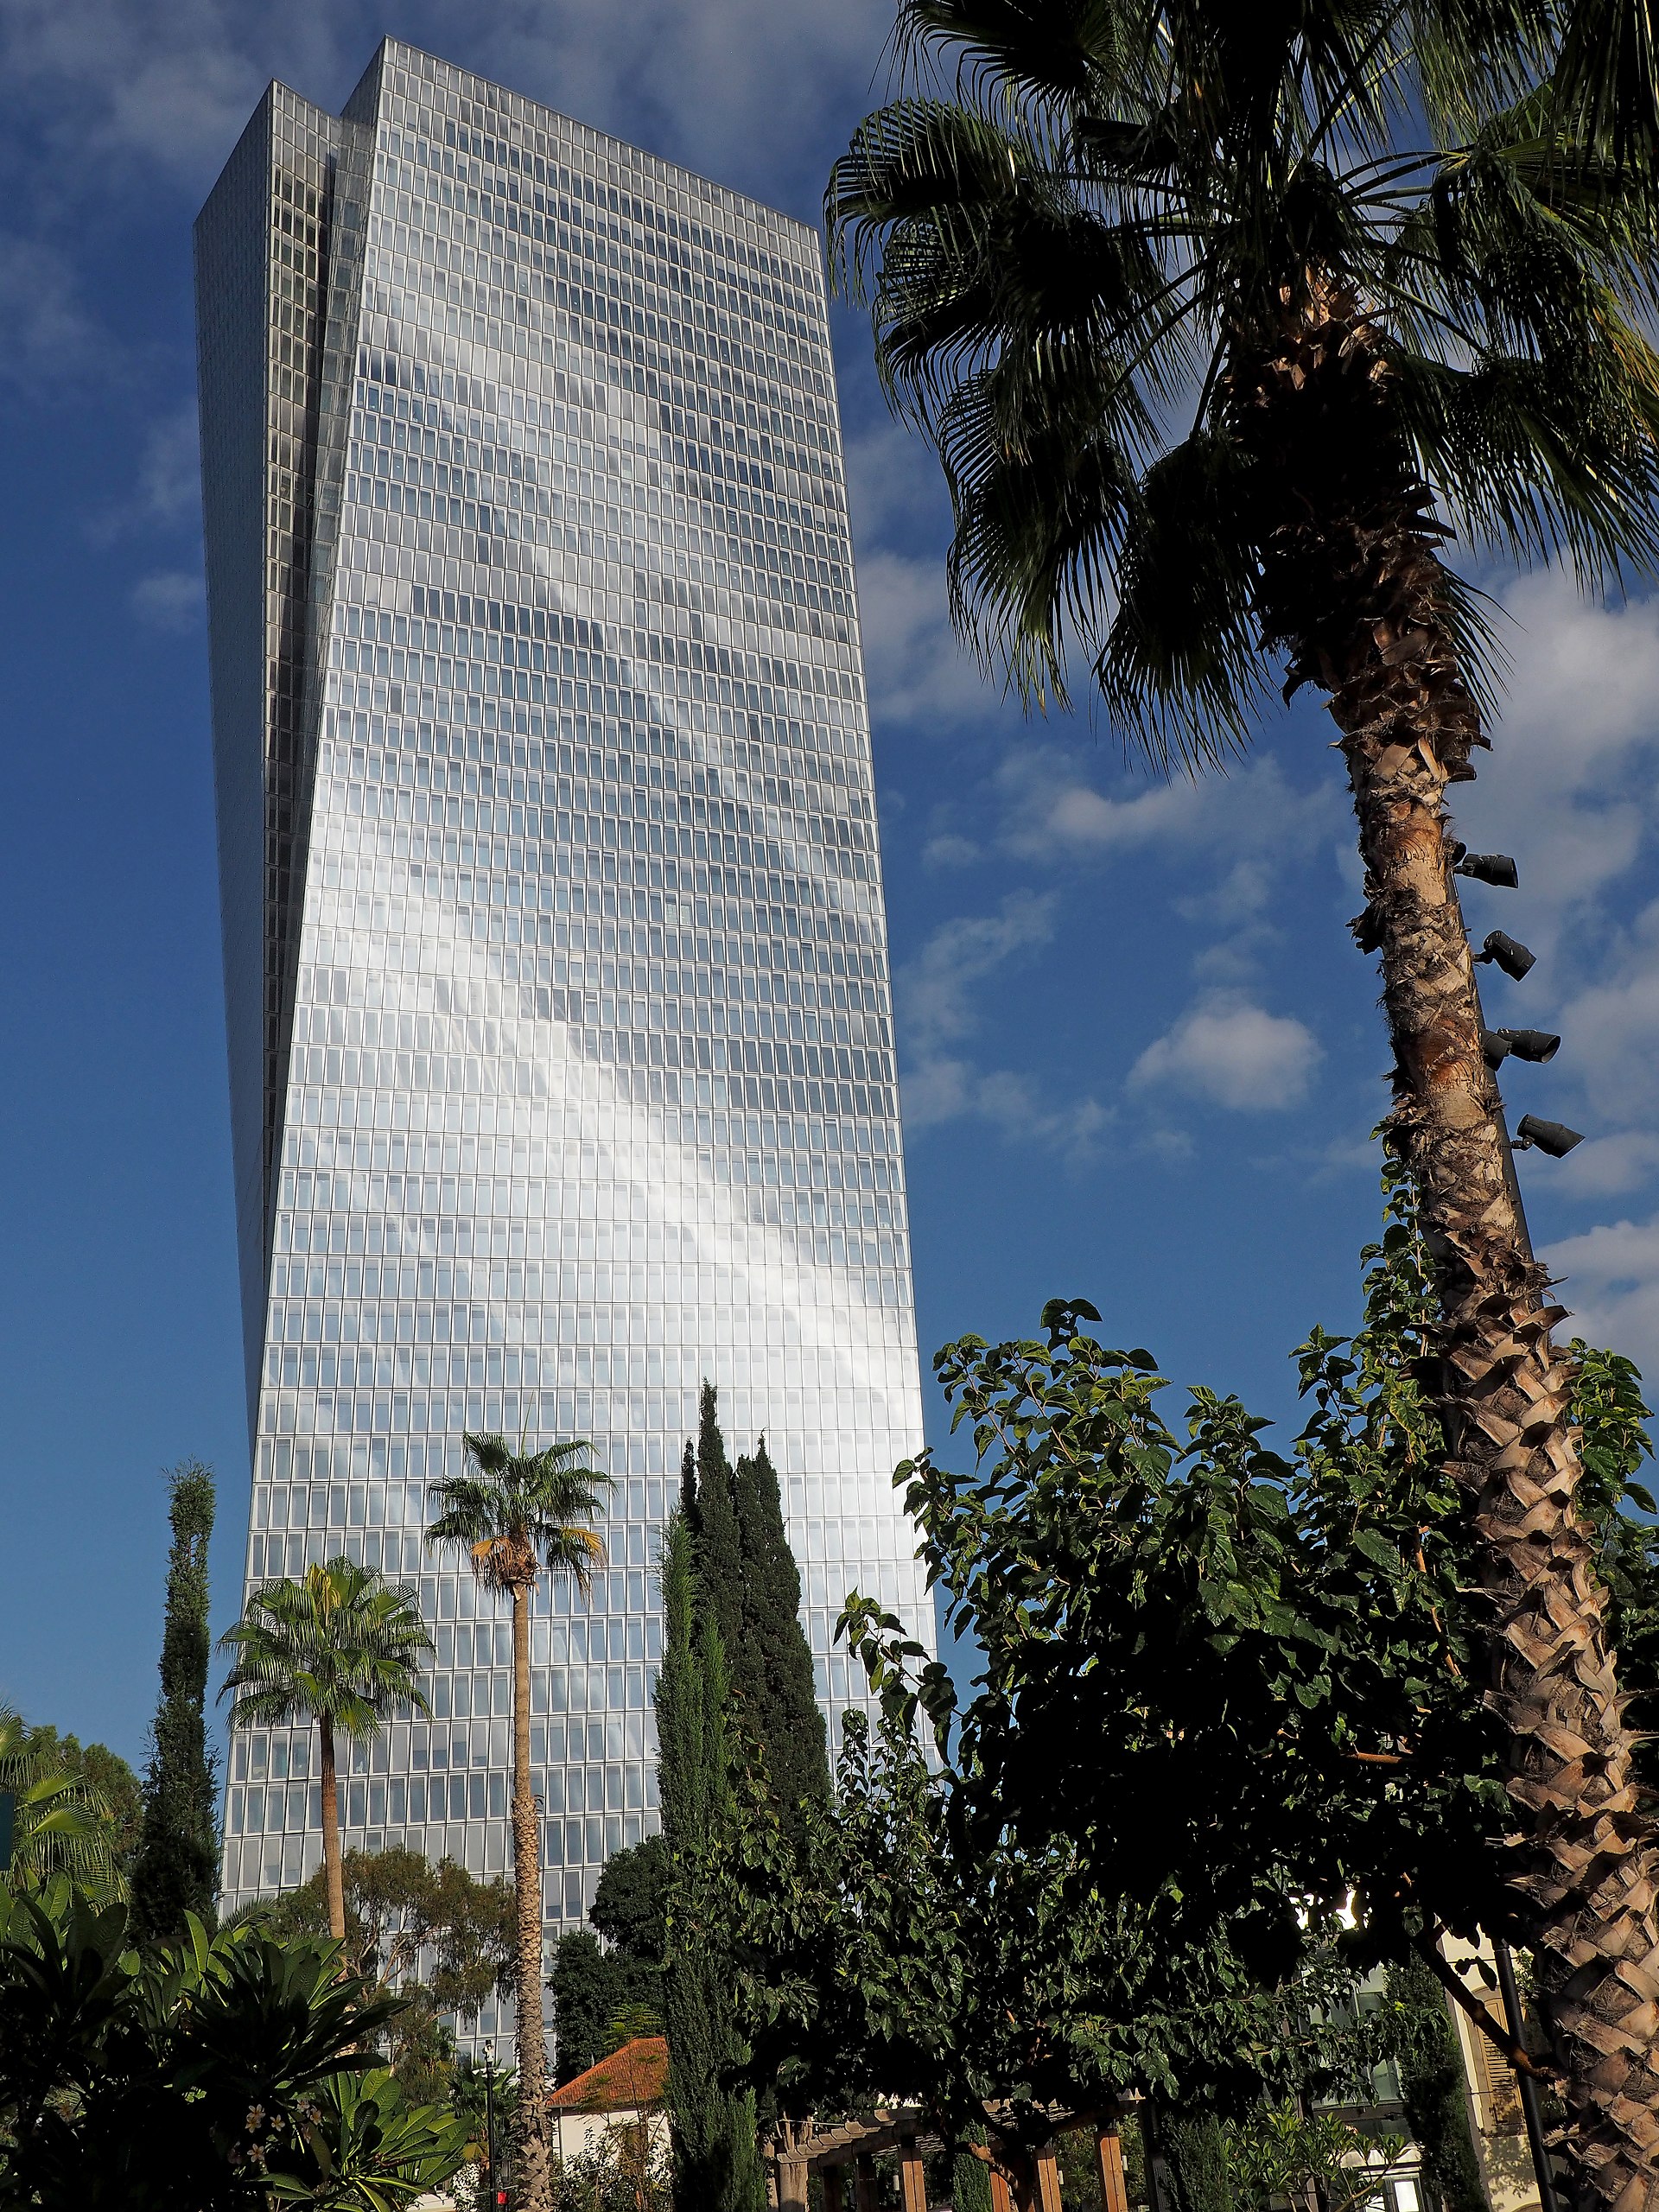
483, 2040, 502, 2212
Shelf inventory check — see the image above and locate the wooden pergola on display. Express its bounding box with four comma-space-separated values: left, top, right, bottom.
769, 2107, 1135, 2212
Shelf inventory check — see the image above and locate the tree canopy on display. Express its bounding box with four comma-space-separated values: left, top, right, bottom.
245, 1843, 516, 2097
718, 1168, 1659, 2165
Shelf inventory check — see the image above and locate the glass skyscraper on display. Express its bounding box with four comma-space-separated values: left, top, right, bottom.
195, 36, 933, 2010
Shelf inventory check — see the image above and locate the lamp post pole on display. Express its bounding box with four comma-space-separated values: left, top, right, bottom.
485, 2041, 499, 2211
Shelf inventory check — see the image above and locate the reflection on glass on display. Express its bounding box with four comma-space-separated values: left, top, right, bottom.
197, 41, 933, 2017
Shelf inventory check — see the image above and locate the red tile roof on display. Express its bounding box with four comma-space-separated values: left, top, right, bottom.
548, 2036, 669, 2114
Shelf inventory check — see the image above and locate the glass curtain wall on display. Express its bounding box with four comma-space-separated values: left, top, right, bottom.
197, 41, 932, 2034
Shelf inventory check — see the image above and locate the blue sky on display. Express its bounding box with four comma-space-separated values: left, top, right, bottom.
5, 0, 1659, 1770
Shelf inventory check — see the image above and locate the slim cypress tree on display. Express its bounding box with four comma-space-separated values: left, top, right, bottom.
728, 1437, 830, 1840
656, 1508, 766, 2212
691, 1381, 744, 1659
130, 1459, 219, 1944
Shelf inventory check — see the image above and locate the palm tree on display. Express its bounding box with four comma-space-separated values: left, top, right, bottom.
426, 1432, 610, 2212
0, 1707, 121, 1898
830, 8, 1659, 2205
218, 1560, 432, 1941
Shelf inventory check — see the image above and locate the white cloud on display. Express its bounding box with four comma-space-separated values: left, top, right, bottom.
854, 549, 1001, 727
92, 404, 201, 543
1541, 1213, 1659, 1374
0, 0, 893, 201
922, 833, 980, 869
994, 747, 1342, 907
894, 892, 1108, 1153
1129, 995, 1324, 1112
1552, 1130, 1659, 1201
0, 232, 99, 390
131, 568, 202, 629
1451, 573, 1659, 932
844, 420, 949, 548
899, 891, 1056, 1057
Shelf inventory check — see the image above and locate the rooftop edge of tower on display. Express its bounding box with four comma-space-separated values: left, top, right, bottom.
213, 37, 823, 261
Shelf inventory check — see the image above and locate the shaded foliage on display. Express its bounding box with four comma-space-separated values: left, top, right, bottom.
1389, 1951, 1488, 2212
0, 1709, 125, 1900
0, 1876, 466, 2207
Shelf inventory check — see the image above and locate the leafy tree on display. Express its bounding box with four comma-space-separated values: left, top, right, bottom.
683, 1391, 828, 1839
131, 1458, 219, 1946
1163, 2115, 1233, 2212
550, 1839, 667, 2083
829, 4, 1659, 2191
426, 1431, 610, 2212
219, 1560, 434, 1942
550, 1930, 626, 2084
723, 1169, 1659, 2197
722, 1687, 1383, 2194
0, 1875, 466, 2206
0, 1709, 123, 1898
245, 1843, 515, 2094
1225, 2107, 1407, 2212
655, 1505, 765, 2212
451, 2046, 519, 2183
591, 1834, 669, 1967
549, 2132, 671, 2212
686, 1385, 744, 1658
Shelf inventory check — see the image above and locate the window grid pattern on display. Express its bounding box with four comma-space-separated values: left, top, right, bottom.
199, 42, 932, 2027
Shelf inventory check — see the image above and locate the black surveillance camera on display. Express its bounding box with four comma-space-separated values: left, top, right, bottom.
1484, 1027, 1560, 1067
1456, 852, 1520, 888
1514, 1115, 1584, 1158
1475, 931, 1535, 981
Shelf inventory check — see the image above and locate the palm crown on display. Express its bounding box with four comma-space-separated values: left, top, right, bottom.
426, 1433, 610, 1595
219, 1559, 434, 1739
828, 0, 1659, 763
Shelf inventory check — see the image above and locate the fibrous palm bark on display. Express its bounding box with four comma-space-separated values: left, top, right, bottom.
507, 1554, 553, 2209
317, 1711, 345, 1942
425, 1436, 607, 2212
1230, 278, 1659, 2210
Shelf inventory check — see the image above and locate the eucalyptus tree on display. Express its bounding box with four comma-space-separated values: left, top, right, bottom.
830, 3, 1659, 2196
426, 1432, 609, 2212
219, 1559, 433, 1942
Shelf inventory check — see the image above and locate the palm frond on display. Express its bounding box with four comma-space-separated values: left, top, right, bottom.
218, 1560, 433, 1742
833, 0, 1659, 772
1096, 431, 1274, 773
0, 1707, 123, 1897
424, 1432, 611, 1596
1556, 0, 1659, 164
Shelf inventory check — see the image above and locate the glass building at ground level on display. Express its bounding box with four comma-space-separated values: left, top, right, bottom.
195, 40, 934, 2037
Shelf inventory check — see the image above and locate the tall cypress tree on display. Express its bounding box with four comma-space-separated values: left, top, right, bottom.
691, 1381, 744, 1658
130, 1459, 219, 1945
728, 1436, 830, 1840
656, 1507, 765, 2212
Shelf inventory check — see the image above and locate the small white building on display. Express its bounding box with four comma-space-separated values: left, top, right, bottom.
549, 2036, 671, 2166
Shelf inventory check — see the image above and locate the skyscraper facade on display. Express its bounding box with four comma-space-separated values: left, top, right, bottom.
196, 38, 933, 1993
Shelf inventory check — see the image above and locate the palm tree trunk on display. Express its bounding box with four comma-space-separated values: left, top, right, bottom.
511, 1576, 552, 2210
1231, 280, 1659, 2212
317, 1711, 345, 1942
